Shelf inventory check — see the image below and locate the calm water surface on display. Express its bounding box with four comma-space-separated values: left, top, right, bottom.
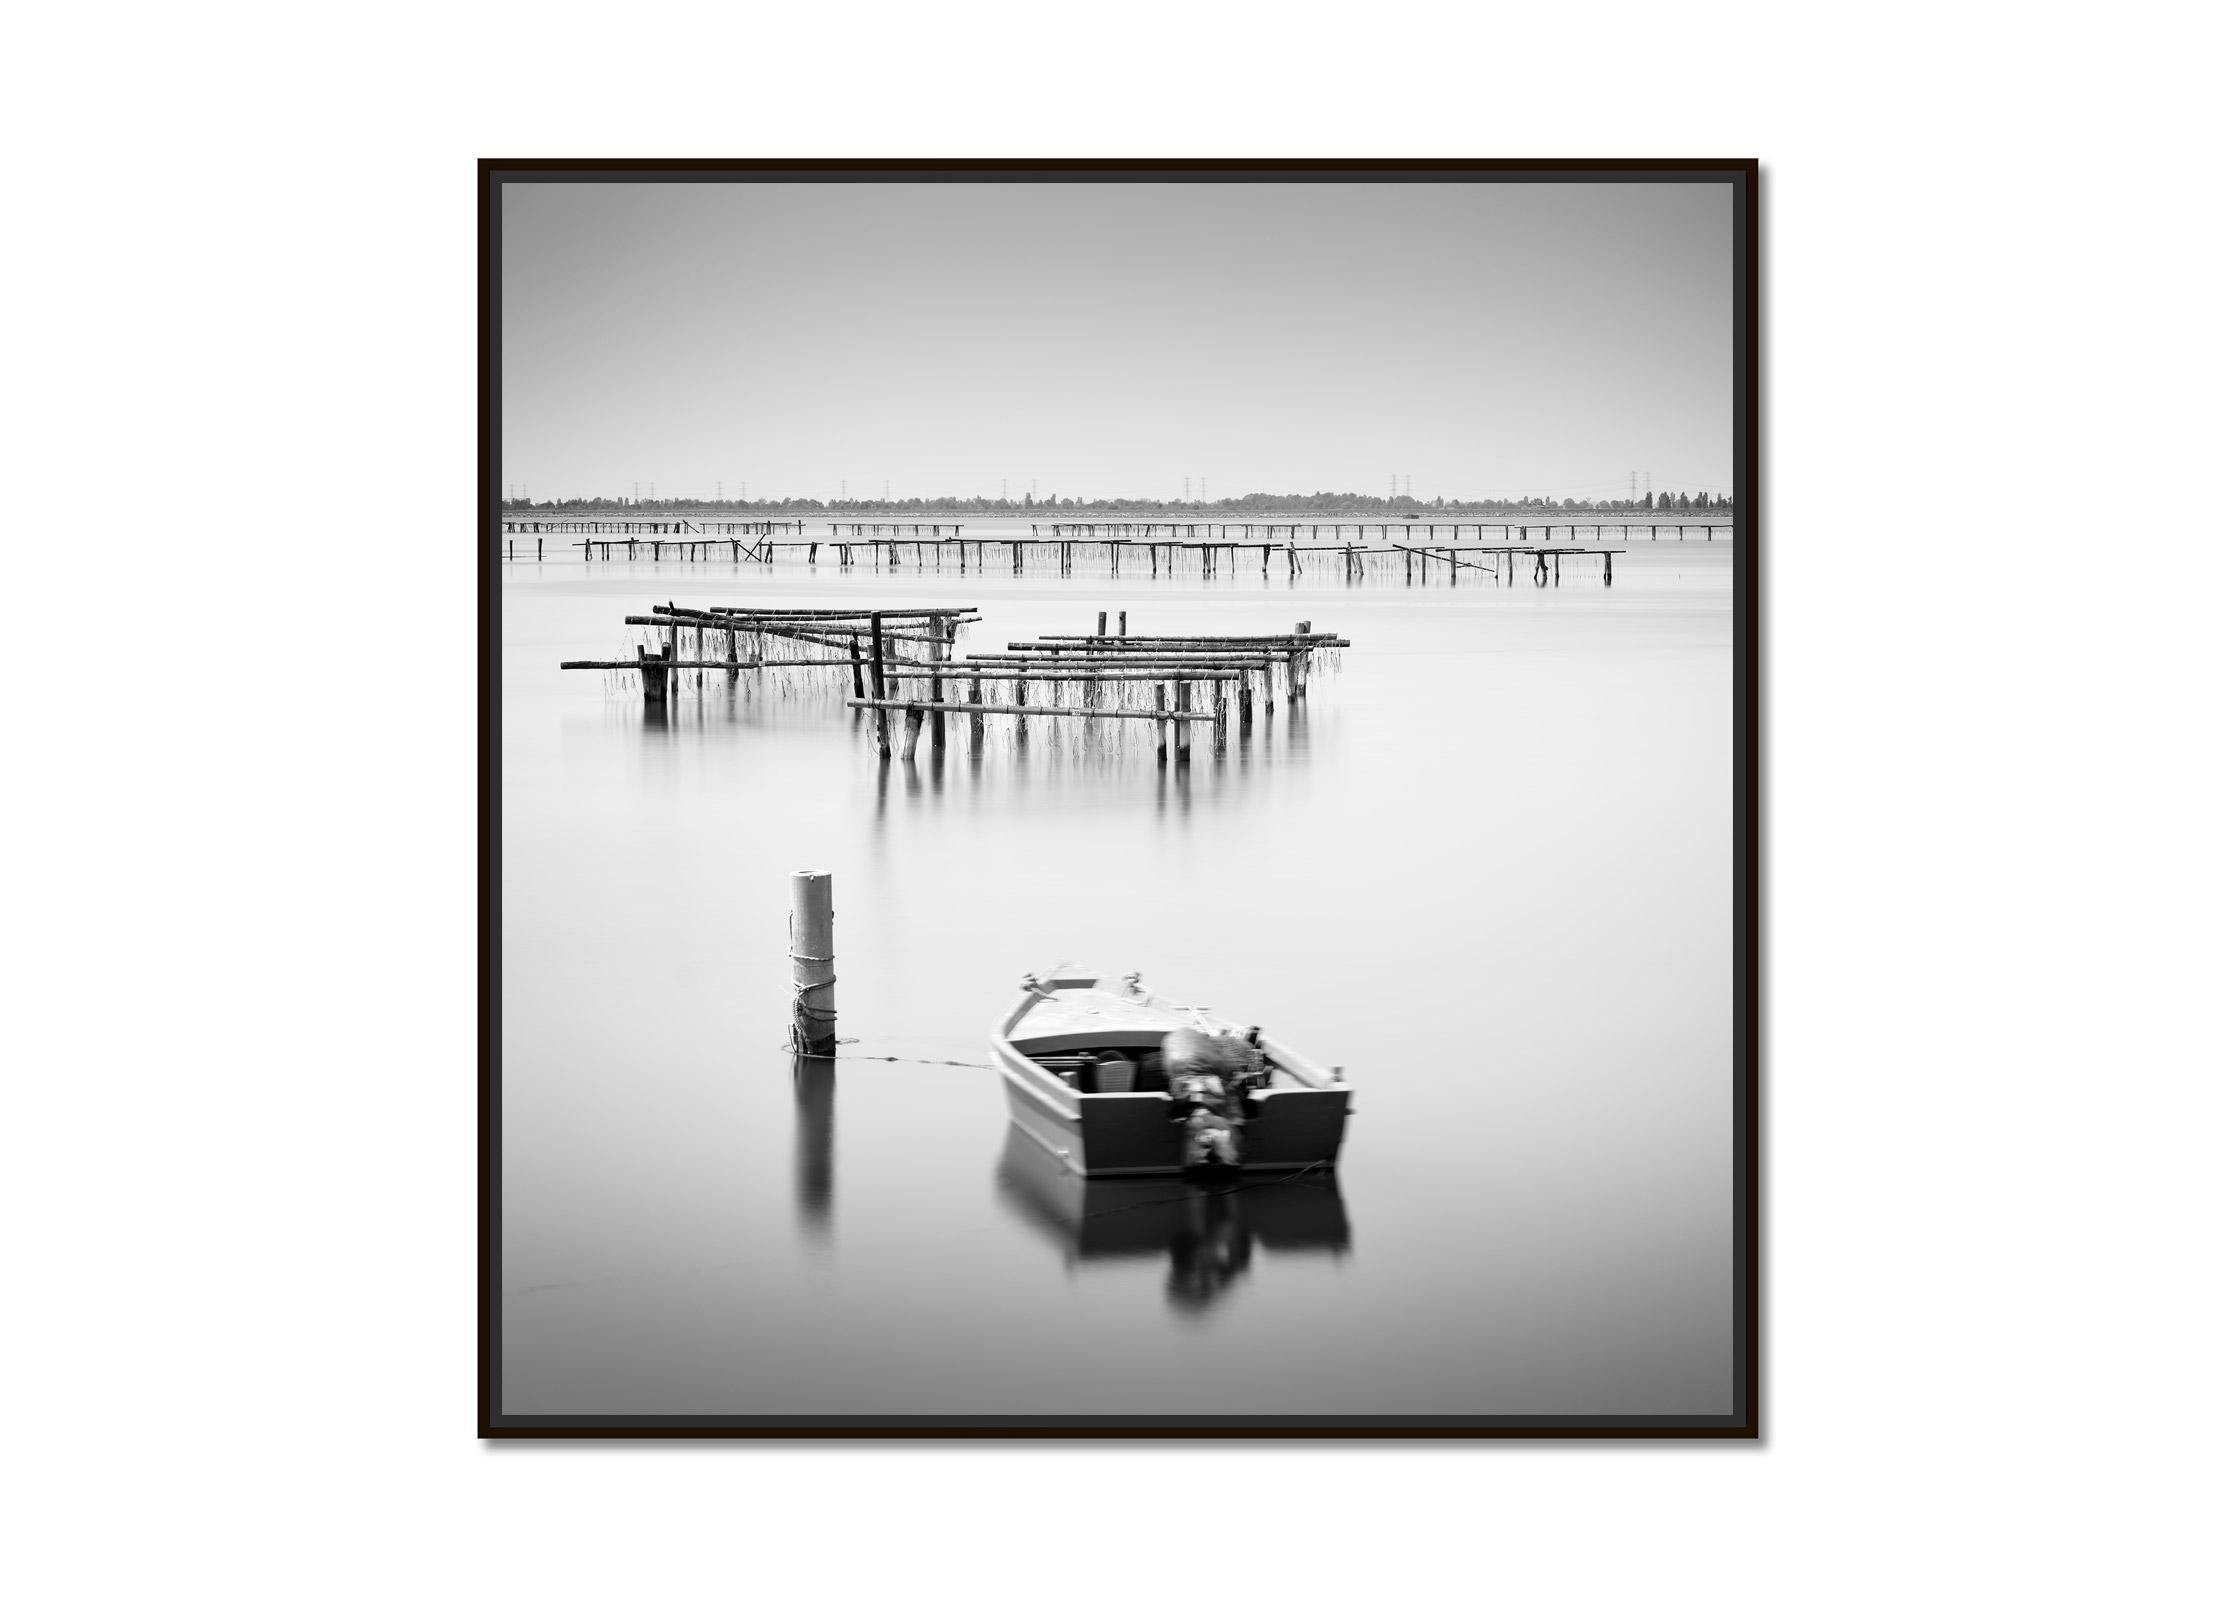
498, 526, 1736, 1419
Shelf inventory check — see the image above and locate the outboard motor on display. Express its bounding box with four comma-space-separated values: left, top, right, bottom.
1162, 1028, 1252, 1178
1177, 1103, 1242, 1175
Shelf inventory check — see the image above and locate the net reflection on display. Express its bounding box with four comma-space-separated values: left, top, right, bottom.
859, 719, 1315, 825
994, 1127, 1350, 1317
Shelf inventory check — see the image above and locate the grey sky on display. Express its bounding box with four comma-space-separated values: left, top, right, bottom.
501, 179, 1733, 503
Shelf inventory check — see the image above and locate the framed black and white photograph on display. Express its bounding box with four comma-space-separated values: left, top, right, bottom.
23, 2, 2240, 1587
481, 159, 1758, 1436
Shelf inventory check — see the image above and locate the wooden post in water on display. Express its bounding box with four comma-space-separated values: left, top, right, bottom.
1175, 680, 1193, 764
968, 678, 985, 757
1014, 675, 1029, 747
636, 643, 669, 703
789, 870, 838, 1053
1118, 611, 1128, 637
1237, 668, 1253, 736
1098, 611, 1107, 636
868, 614, 891, 758
901, 704, 925, 760
1154, 685, 1170, 763
1212, 681, 1227, 755
929, 666, 947, 754
847, 637, 864, 698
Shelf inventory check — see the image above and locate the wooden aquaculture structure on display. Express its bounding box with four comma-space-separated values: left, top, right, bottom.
560, 605, 980, 744
560, 598, 1354, 767
507, 517, 1726, 566
848, 622, 1349, 763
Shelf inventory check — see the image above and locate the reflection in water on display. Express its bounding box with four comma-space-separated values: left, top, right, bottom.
627, 658, 1325, 812
793, 1054, 834, 1243
994, 1127, 1349, 1317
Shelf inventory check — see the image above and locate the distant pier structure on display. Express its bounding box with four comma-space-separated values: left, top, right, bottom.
502, 515, 1724, 584
500, 518, 802, 563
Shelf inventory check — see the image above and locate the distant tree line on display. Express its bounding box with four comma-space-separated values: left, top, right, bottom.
501, 489, 1735, 515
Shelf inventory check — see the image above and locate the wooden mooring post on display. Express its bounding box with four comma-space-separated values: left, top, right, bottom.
635, 642, 671, 702
789, 870, 837, 1053
868, 613, 891, 759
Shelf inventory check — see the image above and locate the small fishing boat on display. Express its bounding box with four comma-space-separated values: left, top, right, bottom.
990, 966, 1351, 1178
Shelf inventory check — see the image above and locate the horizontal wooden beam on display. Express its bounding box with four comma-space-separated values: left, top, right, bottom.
881, 667, 1252, 683
559, 659, 856, 671
1025, 627, 1344, 640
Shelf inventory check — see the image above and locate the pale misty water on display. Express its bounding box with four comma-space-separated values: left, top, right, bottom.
497, 524, 1736, 1422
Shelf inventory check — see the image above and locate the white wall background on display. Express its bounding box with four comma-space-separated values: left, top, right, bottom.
5, 3, 2233, 1595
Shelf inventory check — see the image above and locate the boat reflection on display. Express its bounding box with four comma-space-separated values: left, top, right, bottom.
994, 1127, 1350, 1316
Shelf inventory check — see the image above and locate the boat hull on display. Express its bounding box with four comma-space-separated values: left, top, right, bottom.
992, 971, 1350, 1178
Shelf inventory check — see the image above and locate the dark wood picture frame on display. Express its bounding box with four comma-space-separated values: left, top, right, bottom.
479, 157, 1759, 1439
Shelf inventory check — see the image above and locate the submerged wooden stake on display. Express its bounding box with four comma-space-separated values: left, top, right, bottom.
635, 643, 671, 702
789, 870, 837, 1052
869, 613, 891, 759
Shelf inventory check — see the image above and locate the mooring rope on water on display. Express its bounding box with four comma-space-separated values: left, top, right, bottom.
782, 1043, 989, 1071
